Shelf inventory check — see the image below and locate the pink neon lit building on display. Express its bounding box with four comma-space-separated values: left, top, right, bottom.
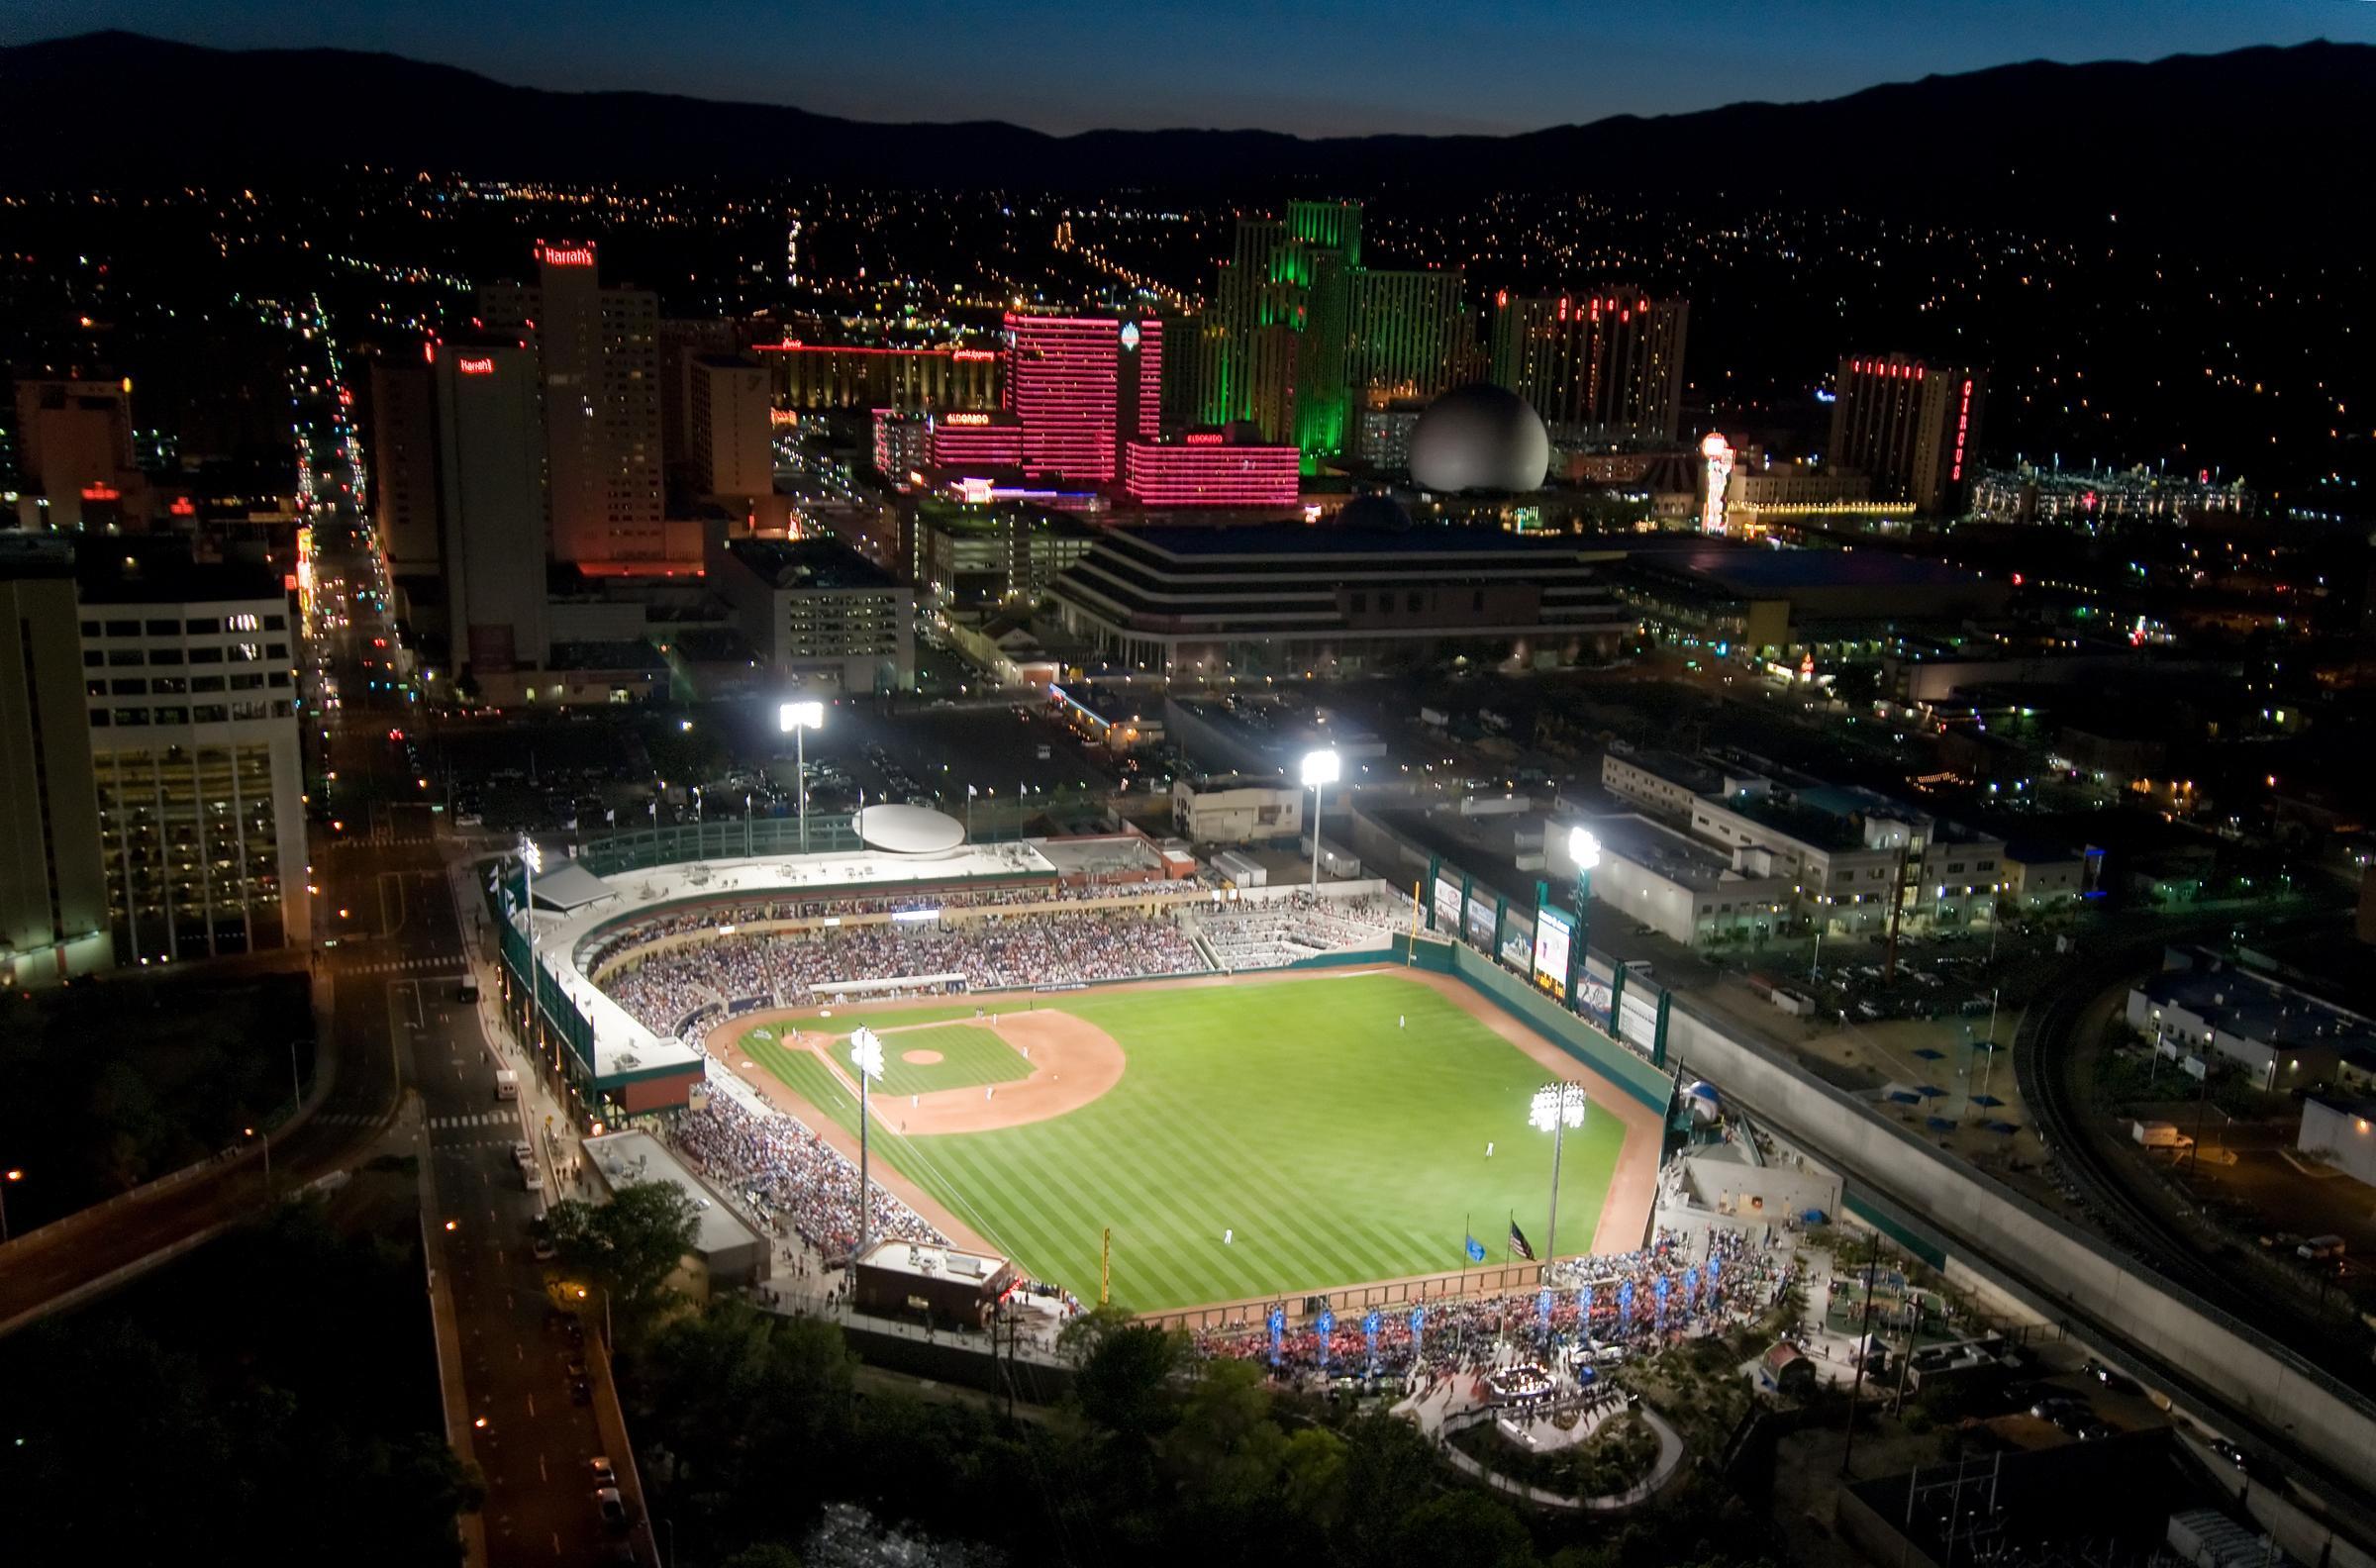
926, 410, 1025, 470
1123, 435, 1300, 507
1003, 312, 1161, 482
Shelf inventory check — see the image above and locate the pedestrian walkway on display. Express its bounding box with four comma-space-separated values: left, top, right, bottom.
343, 957, 466, 976
427, 1111, 523, 1130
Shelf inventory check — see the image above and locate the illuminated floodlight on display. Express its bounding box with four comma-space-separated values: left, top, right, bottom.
779, 700, 824, 733
1530, 1082, 1588, 1132
1567, 826, 1601, 873
849, 1027, 885, 1083
518, 835, 543, 875
1301, 749, 1341, 788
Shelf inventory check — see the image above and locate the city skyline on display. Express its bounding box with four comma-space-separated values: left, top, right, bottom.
7, 0, 2375, 135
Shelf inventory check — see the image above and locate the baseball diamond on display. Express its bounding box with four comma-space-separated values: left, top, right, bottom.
712, 969, 1657, 1314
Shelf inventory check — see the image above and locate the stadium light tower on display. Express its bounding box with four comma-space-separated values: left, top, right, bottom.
1302, 749, 1340, 893
518, 833, 543, 943
779, 700, 825, 853
1529, 1082, 1590, 1263
1567, 825, 1600, 1007
849, 1026, 885, 1253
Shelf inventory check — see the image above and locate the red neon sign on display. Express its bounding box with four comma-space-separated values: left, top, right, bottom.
1183, 432, 1227, 445
80, 484, 121, 502
941, 413, 992, 427
169, 496, 196, 517
456, 356, 496, 375
538, 245, 595, 267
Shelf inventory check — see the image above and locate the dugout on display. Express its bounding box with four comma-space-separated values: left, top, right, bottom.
852, 1238, 1015, 1329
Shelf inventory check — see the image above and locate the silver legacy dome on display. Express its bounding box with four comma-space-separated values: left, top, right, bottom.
1408, 383, 1550, 494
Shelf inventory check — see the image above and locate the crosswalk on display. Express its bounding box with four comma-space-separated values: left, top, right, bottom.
428, 1111, 521, 1130
344, 957, 464, 976
316, 1110, 387, 1127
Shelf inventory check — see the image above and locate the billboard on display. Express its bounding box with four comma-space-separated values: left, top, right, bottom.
1500, 909, 1534, 973
1464, 893, 1496, 950
1618, 987, 1661, 1057
1434, 875, 1464, 933
1532, 904, 1574, 1000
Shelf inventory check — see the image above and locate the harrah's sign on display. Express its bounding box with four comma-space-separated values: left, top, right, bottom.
455, 356, 497, 375
538, 245, 596, 267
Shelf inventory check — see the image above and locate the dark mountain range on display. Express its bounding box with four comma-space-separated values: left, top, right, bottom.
3, 30, 2370, 245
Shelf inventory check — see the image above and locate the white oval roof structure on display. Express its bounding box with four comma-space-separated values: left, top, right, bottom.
1409, 382, 1550, 494
852, 803, 966, 856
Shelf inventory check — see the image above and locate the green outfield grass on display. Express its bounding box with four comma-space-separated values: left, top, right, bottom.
870, 1025, 1032, 1098
747, 973, 1630, 1313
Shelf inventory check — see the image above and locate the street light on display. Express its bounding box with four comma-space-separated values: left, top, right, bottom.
1302, 750, 1340, 893
1529, 1082, 1589, 1263
1567, 826, 1601, 1010
779, 700, 824, 853
1, 1168, 22, 1243
849, 1027, 885, 1254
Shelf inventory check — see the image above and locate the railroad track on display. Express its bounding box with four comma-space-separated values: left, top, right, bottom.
2014, 938, 2376, 1399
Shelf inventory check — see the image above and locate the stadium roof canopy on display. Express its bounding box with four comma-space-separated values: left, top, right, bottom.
853, 803, 966, 856
530, 859, 616, 912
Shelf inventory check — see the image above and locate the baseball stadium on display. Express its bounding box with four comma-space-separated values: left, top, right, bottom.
491, 803, 1673, 1322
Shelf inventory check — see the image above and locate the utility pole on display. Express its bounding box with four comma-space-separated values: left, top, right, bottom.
1840, 1245, 1884, 1477
1892, 1294, 1923, 1414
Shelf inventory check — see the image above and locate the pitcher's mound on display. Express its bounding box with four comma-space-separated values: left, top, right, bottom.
901, 1048, 944, 1064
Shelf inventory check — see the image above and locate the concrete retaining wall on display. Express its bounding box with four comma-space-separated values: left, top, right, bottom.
1658, 998, 2376, 1487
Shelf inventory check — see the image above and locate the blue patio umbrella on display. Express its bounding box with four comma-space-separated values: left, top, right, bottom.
1913, 1047, 1945, 1061
1887, 1090, 1923, 1106
1926, 1116, 1958, 1132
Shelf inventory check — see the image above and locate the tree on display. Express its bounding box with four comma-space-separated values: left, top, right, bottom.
545, 1179, 700, 1329
1388, 1490, 1535, 1568
1069, 1316, 1185, 1442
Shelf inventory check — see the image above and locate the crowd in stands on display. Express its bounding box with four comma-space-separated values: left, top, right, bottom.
1189, 1226, 1793, 1385
601, 907, 1211, 1035
1184, 890, 1407, 970
580, 879, 1209, 974
672, 1094, 945, 1261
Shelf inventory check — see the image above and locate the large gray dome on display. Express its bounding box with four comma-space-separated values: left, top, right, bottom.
1409, 383, 1549, 494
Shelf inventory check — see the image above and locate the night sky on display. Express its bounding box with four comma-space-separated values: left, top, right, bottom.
12, 0, 2376, 136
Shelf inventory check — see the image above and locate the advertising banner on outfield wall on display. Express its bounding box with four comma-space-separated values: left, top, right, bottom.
1464, 893, 1497, 951
1499, 909, 1534, 973
1532, 904, 1573, 1001
1434, 875, 1464, 933
1619, 987, 1661, 1058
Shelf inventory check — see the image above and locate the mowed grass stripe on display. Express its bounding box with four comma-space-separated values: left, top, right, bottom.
745, 974, 1629, 1311
874, 1025, 1031, 1098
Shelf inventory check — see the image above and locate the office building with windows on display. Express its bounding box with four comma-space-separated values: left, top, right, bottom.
1049, 522, 1629, 677
705, 533, 914, 693
73, 548, 308, 963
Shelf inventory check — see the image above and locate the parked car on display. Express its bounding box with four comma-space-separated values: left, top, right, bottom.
591, 1456, 617, 1488
595, 1487, 627, 1530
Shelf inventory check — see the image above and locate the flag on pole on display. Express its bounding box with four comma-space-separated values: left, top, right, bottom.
1463, 1213, 1486, 1263
1508, 1218, 1536, 1262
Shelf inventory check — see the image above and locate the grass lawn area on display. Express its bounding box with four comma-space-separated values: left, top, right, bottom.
755, 972, 1629, 1313
870, 1025, 1032, 1098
